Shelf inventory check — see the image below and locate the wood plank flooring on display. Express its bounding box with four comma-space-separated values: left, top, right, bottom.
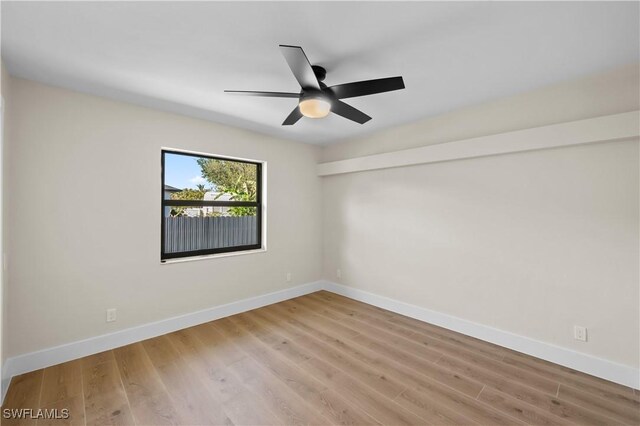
3, 291, 639, 425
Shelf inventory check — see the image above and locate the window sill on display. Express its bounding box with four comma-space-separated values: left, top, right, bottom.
161, 247, 267, 264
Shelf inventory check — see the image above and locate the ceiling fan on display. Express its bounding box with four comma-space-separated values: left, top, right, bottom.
224, 45, 405, 125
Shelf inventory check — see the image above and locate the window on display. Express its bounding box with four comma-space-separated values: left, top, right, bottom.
161, 150, 262, 261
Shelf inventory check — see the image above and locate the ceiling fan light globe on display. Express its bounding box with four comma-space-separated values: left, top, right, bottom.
299, 98, 331, 118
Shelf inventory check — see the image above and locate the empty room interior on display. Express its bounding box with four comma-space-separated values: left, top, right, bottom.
0, 1, 639, 425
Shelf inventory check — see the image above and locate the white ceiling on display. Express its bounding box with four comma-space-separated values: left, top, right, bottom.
2, 2, 638, 145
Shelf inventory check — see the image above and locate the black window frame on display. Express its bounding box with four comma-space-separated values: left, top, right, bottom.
161, 149, 263, 261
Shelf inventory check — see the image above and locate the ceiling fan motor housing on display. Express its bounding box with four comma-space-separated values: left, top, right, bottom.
311, 65, 327, 82
300, 89, 333, 103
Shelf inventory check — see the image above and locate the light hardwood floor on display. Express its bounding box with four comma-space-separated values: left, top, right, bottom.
2, 291, 639, 425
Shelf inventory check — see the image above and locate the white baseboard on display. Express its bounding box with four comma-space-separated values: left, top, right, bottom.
0, 280, 323, 404
2, 279, 637, 405
322, 281, 640, 390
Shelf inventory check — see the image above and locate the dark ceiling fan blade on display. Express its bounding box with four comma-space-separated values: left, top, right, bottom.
329, 76, 405, 99
279, 45, 321, 90
282, 106, 303, 126
224, 90, 300, 98
331, 100, 372, 124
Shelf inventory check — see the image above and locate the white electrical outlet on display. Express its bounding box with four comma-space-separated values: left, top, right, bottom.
336, 269, 342, 279
286, 272, 292, 283
574, 325, 587, 342
106, 308, 117, 323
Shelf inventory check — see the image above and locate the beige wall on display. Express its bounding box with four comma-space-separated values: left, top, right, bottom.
320, 64, 640, 368
322, 140, 639, 367
5, 77, 322, 357
0, 62, 10, 384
